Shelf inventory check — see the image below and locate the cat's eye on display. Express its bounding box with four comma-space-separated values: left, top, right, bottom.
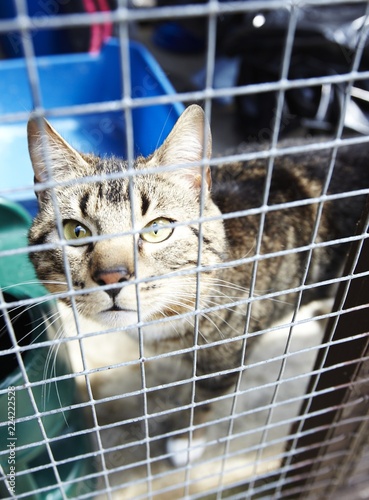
63, 220, 92, 244
141, 218, 174, 243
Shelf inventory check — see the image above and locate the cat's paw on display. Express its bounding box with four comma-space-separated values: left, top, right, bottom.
166, 435, 206, 467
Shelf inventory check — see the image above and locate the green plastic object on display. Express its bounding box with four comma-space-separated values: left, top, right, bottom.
0, 199, 96, 499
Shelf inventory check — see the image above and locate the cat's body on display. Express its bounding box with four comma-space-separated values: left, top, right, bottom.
27, 105, 369, 464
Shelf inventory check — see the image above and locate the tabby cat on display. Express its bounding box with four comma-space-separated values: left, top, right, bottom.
27, 104, 369, 464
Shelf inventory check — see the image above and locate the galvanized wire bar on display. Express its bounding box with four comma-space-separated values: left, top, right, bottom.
116, 0, 155, 495
0, 0, 365, 35
182, 0, 218, 493
242, 7, 301, 496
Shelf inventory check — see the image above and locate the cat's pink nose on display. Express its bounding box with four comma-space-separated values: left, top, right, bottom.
93, 268, 131, 286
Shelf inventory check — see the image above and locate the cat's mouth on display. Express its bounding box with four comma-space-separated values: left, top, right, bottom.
104, 305, 137, 313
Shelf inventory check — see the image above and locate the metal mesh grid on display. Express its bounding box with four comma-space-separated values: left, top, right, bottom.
1, 0, 369, 499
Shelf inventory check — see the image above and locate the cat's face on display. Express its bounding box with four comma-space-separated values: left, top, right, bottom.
27, 106, 227, 337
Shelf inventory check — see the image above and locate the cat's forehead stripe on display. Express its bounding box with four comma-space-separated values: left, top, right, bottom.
141, 192, 150, 216
79, 192, 90, 217
96, 179, 128, 204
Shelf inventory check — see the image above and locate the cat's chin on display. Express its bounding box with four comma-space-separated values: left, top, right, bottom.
95, 310, 139, 331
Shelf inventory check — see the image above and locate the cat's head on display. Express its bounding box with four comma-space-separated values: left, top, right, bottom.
27, 105, 227, 338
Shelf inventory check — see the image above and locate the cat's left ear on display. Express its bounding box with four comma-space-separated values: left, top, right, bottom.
149, 104, 212, 191
27, 116, 89, 196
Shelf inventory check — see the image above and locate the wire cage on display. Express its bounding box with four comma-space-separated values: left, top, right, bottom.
0, 0, 369, 499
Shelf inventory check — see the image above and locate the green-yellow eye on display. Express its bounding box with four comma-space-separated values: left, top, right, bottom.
141, 218, 173, 243
63, 220, 92, 244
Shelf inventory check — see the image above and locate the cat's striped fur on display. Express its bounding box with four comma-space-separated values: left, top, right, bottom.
27, 105, 369, 464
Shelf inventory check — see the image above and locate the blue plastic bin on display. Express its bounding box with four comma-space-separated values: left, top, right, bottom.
0, 39, 183, 215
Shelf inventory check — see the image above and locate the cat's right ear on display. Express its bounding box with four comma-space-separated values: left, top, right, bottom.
27, 116, 89, 201
148, 104, 213, 192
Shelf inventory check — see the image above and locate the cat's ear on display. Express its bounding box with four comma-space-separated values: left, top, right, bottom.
150, 104, 212, 191
27, 116, 89, 192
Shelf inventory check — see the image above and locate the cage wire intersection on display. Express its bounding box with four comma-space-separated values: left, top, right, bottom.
0, 0, 369, 499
